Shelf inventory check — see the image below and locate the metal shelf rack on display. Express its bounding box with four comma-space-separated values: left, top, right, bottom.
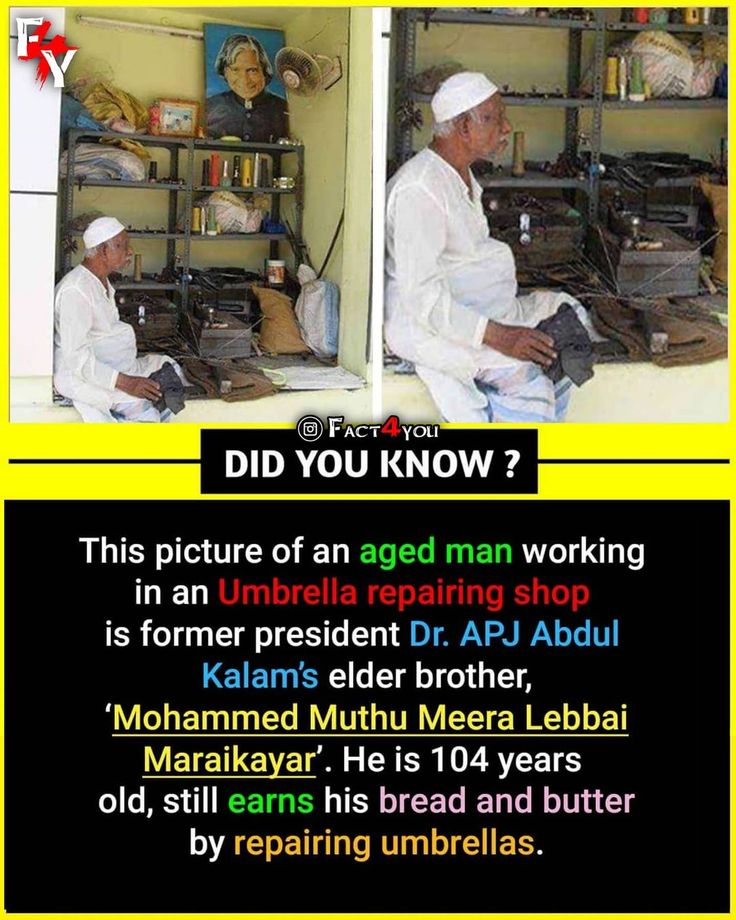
60, 128, 305, 314
477, 169, 588, 191
604, 98, 727, 110
410, 10, 598, 29
394, 8, 727, 224
394, 7, 606, 220
411, 92, 595, 108
606, 20, 727, 34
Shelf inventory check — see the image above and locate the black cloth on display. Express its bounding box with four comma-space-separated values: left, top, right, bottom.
205, 89, 288, 142
536, 303, 594, 387
149, 362, 186, 414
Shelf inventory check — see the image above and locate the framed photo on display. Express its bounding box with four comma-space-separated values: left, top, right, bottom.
158, 99, 199, 137
204, 23, 289, 142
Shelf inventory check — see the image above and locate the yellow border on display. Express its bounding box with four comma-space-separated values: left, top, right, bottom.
2, 2, 734, 919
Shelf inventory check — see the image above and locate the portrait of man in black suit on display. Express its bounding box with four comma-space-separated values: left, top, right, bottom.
205, 30, 289, 142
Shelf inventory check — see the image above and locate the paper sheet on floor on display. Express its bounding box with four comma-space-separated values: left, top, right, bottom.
268, 365, 365, 390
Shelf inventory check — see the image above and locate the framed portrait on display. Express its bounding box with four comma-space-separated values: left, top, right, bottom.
204, 23, 289, 142
158, 99, 199, 137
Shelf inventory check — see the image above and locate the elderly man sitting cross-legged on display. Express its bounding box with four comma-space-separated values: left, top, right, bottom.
54, 217, 181, 422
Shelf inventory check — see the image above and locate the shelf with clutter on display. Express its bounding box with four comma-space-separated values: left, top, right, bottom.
41, 7, 370, 410
388, 7, 728, 399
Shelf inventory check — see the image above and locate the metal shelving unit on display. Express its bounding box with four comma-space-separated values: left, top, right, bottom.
395, 7, 606, 220
190, 233, 288, 241
412, 92, 595, 108
478, 169, 588, 190
67, 230, 188, 240
409, 10, 598, 29
606, 20, 727, 34
604, 98, 727, 109
61, 128, 305, 314
394, 8, 727, 225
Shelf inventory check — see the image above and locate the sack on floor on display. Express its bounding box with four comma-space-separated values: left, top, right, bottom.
253, 286, 309, 354
700, 180, 728, 284
294, 265, 339, 358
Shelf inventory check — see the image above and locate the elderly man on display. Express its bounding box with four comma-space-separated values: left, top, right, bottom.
207, 33, 288, 141
54, 217, 176, 422
385, 72, 593, 423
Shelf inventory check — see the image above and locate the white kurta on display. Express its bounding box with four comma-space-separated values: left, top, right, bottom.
53, 264, 173, 422
385, 148, 584, 422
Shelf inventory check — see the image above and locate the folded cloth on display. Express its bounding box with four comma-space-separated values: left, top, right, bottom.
220, 366, 278, 402
592, 298, 727, 367
59, 143, 147, 181
535, 302, 594, 387
180, 358, 277, 401
181, 357, 219, 397
81, 80, 149, 131
148, 361, 186, 414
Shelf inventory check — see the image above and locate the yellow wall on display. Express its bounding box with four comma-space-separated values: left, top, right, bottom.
65, 8, 268, 275
63, 6, 369, 372
286, 9, 349, 283
338, 8, 372, 374
409, 22, 577, 163
399, 14, 726, 166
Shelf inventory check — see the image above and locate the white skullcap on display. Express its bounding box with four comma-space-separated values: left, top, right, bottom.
431, 72, 499, 123
83, 217, 126, 249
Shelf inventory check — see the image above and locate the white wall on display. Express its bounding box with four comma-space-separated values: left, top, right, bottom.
10, 7, 64, 376
10, 195, 57, 376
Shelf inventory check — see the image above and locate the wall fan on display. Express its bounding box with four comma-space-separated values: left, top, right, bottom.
275, 47, 343, 96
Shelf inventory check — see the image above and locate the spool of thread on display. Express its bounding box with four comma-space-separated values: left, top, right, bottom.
242, 156, 253, 187
221, 160, 231, 187
206, 206, 217, 236
633, 8, 648, 24
511, 131, 525, 177
192, 207, 201, 233
628, 55, 645, 102
701, 8, 712, 25
604, 56, 619, 99
133, 254, 142, 282
261, 157, 271, 188
233, 156, 241, 184
648, 8, 669, 24
618, 56, 628, 101
684, 8, 699, 24
200, 206, 206, 236
210, 153, 221, 188
148, 161, 157, 182
254, 153, 262, 188
201, 160, 210, 186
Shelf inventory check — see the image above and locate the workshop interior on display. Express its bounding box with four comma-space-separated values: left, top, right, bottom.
10, 7, 371, 421
383, 7, 728, 423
